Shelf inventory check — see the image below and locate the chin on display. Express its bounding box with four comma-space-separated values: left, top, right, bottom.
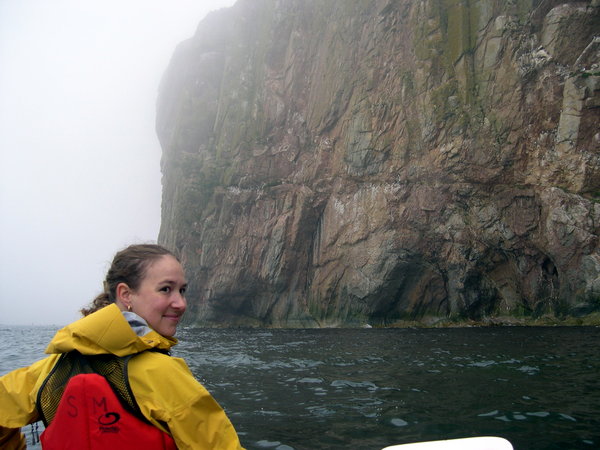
160, 327, 178, 337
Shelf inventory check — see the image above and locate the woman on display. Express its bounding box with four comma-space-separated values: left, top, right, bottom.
0, 244, 244, 449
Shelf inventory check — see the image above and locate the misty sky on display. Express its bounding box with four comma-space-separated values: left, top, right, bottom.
0, 0, 237, 325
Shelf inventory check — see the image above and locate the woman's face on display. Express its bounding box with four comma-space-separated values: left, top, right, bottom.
125, 255, 188, 337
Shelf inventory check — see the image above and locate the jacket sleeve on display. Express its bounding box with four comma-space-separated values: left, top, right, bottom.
0, 355, 60, 446
128, 353, 245, 450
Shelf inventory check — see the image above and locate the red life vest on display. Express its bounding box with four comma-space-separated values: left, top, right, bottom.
40, 373, 177, 450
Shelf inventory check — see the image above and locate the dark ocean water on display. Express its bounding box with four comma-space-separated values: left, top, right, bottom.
1, 326, 599, 449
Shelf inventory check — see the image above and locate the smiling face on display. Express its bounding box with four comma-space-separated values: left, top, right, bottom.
117, 254, 188, 337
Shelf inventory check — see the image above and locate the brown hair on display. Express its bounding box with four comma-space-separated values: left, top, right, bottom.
81, 244, 179, 316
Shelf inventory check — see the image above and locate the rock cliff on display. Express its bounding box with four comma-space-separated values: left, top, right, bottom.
156, 0, 600, 327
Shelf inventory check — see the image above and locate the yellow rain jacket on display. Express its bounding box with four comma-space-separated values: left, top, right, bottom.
0, 304, 244, 449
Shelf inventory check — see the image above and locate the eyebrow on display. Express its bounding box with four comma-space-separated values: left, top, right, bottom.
160, 279, 188, 287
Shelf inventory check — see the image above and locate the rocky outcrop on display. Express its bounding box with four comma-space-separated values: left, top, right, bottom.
156, 0, 600, 327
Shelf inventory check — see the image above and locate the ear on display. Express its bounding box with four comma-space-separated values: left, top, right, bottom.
116, 282, 132, 305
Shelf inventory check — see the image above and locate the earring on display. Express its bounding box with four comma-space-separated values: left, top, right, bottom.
127, 304, 132, 312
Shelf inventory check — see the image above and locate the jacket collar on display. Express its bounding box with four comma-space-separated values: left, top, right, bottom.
45, 303, 177, 356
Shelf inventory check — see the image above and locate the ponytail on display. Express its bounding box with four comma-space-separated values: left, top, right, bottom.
80, 292, 113, 316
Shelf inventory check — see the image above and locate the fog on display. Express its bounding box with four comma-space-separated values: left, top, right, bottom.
0, 0, 237, 326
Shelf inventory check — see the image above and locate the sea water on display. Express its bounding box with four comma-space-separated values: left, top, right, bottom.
1, 325, 599, 449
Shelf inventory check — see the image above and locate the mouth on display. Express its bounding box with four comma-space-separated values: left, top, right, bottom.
164, 314, 182, 322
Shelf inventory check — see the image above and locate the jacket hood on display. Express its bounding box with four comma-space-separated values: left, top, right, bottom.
45, 303, 177, 356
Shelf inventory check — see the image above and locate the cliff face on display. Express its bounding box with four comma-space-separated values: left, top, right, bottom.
157, 0, 600, 327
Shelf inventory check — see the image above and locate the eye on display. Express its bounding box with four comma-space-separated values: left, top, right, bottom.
180, 286, 187, 295
160, 286, 171, 293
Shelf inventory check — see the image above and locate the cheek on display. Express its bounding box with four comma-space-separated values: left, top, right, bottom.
141, 296, 166, 317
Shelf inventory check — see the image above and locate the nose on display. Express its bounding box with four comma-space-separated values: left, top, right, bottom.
172, 291, 187, 310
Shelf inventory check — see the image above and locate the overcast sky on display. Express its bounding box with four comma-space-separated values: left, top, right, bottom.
0, 0, 237, 326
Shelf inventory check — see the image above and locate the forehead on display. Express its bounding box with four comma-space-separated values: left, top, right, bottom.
143, 255, 186, 282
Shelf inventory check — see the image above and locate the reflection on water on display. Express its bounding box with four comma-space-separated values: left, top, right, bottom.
2, 326, 599, 449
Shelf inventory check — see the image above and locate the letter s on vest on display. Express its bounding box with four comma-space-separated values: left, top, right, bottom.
66, 394, 78, 417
